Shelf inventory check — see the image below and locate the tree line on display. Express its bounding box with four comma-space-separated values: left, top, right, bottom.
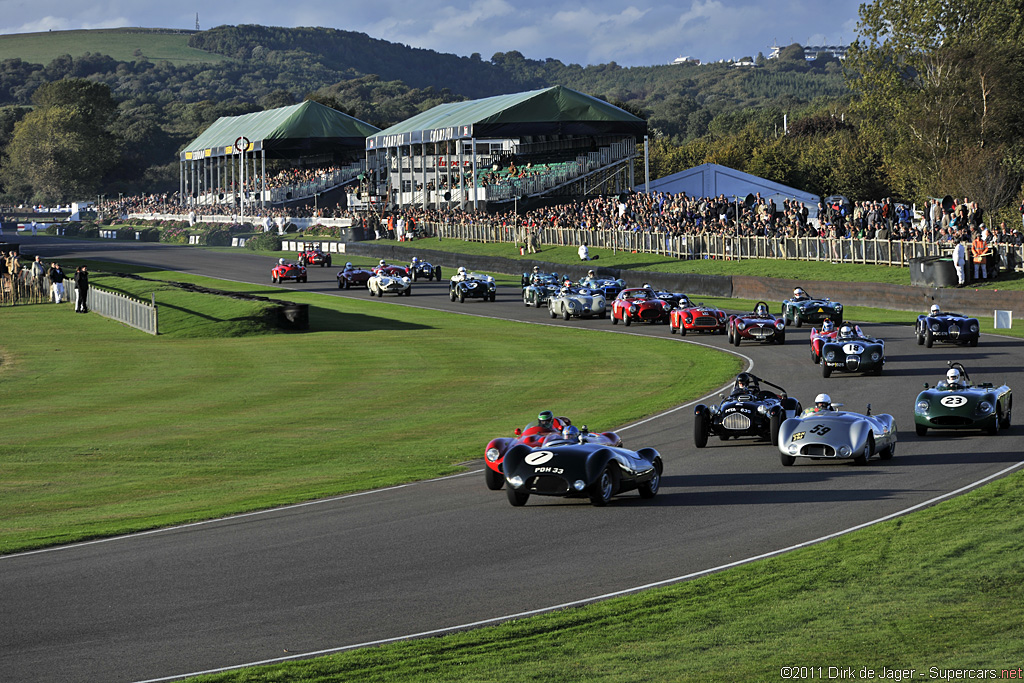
1, 2, 1020, 226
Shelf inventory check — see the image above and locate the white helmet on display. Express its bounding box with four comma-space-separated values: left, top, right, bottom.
278, 258, 285, 265
839, 324, 854, 339
793, 287, 806, 298
345, 262, 352, 268
379, 259, 386, 266
458, 266, 466, 275
930, 304, 941, 315
814, 393, 832, 410
411, 257, 418, 263
822, 320, 835, 333
947, 368, 961, 386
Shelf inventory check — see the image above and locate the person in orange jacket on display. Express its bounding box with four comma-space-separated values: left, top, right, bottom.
971, 230, 989, 280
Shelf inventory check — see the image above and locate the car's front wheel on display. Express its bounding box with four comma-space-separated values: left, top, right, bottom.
855, 433, 874, 465
822, 362, 832, 378
589, 466, 617, 506
769, 411, 782, 446
925, 329, 934, 348
915, 423, 928, 436
694, 411, 710, 448
484, 466, 504, 490
506, 486, 529, 506
780, 450, 795, 467
638, 461, 662, 499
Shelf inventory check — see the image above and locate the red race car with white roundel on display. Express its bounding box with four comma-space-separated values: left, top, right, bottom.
337, 263, 372, 289
809, 320, 843, 363
373, 261, 410, 278
727, 301, 786, 345
610, 287, 672, 326
272, 260, 307, 283
297, 243, 332, 267
483, 416, 621, 490
670, 300, 728, 335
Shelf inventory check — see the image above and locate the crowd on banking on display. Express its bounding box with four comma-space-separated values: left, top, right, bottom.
94, 184, 1024, 249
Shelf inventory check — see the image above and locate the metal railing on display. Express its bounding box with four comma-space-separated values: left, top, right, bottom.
80, 285, 158, 335
425, 222, 1024, 273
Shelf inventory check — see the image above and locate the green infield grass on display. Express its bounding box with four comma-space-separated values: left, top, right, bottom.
0, 265, 741, 554
185, 467, 1024, 682
0, 28, 229, 66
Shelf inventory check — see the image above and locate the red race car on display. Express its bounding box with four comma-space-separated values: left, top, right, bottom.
670, 301, 728, 335
372, 260, 410, 278
336, 262, 373, 289
297, 243, 332, 267
808, 319, 840, 363
272, 259, 307, 283
727, 301, 786, 345
610, 287, 673, 326
483, 413, 623, 490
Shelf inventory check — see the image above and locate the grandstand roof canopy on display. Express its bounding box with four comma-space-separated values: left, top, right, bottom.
181, 100, 380, 162
366, 85, 647, 150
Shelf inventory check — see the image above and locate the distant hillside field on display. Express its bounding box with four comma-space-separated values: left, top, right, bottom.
0, 28, 229, 66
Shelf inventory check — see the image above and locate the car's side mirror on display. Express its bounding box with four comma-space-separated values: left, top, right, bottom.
923, 383, 930, 389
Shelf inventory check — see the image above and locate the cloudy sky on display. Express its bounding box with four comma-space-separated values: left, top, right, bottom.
0, 0, 867, 67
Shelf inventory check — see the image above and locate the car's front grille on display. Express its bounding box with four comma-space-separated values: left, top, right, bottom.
639, 308, 662, 321
846, 356, 861, 371
801, 444, 835, 457
529, 476, 569, 494
694, 315, 718, 327
931, 415, 972, 426
948, 324, 960, 339
722, 413, 751, 430
750, 325, 774, 338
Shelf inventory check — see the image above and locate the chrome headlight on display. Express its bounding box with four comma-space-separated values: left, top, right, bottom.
629, 304, 638, 313
931, 323, 940, 332
871, 352, 881, 362
825, 351, 835, 361
508, 475, 524, 488
573, 480, 586, 491
977, 401, 993, 415
737, 322, 746, 330
839, 446, 851, 457
776, 320, 785, 329
834, 304, 843, 311
486, 447, 500, 462
709, 405, 721, 415
916, 400, 930, 413
788, 444, 798, 455
970, 324, 978, 333
758, 405, 767, 415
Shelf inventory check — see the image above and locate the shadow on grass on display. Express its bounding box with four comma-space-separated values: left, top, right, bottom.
308, 305, 432, 333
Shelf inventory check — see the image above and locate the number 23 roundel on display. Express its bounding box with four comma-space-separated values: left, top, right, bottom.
940, 395, 968, 408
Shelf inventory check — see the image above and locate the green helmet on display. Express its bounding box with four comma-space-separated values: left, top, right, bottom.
538, 410, 554, 427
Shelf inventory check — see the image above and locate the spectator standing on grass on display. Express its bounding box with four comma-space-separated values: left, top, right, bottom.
74, 265, 89, 313
31, 255, 45, 290
47, 262, 66, 303
952, 236, 967, 286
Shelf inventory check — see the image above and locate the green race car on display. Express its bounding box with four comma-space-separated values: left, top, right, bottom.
914, 362, 1012, 436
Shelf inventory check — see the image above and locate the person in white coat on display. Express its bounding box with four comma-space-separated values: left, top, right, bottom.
952, 237, 968, 287
578, 243, 589, 261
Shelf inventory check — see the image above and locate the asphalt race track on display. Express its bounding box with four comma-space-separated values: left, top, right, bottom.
4, 238, 1023, 682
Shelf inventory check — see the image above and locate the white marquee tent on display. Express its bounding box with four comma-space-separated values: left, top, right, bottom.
637, 163, 821, 222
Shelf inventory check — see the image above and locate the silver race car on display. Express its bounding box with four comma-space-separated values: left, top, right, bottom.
778, 394, 897, 466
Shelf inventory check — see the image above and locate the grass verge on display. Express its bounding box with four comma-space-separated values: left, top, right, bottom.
0, 265, 741, 554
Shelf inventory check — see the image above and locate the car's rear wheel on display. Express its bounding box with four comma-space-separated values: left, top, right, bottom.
484, 466, 504, 490
589, 466, 617, 506
1000, 398, 1012, 429
638, 461, 662, 499
506, 486, 529, 506
694, 411, 709, 448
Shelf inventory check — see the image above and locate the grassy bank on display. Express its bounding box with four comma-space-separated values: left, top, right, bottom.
0, 264, 740, 554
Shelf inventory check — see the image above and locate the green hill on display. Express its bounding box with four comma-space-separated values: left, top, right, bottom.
0, 27, 229, 66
